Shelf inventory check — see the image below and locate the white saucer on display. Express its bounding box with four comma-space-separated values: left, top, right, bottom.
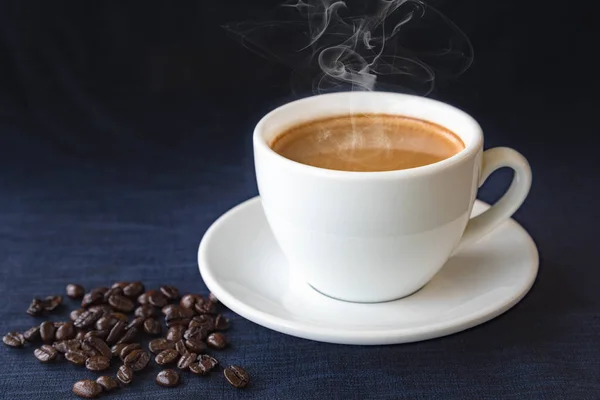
198, 197, 538, 345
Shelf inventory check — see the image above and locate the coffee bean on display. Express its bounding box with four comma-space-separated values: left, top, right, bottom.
124, 349, 150, 371
65, 350, 88, 366
108, 294, 135, 313
190, 354, 219, 375
165, 311, 191, 328
66, 284, 85, 299
160, 285, 179, 300
161, 304, 178, 316
72, 379, 102, 398
189, 314, 215, 332
42, 295, 63, 311
155, 349, 179, 365
137, 292, 149, 305
23, 326, 41, 342
74, 309, 103, 329
166, 325, 184, 342
123, 282, 145, 298
185, 337, 206, 353
180, 294, 201, 309
111, 343, 126, 357
127, 317, 145, 330
96, 376, 119, 392
81, 291, 103, 308
177, 352, 196, 370
55, 322, 76, 341
84, 336, 112, 358
94, 316, 114, 331
135, 304, 156, 318
149, 338, 174, 354
27, 298, 44, 316
214, 314, 229, 331
56, 339, 82, 353
195, 300, 217, 315
103, 287, 123, 303
88, 304, 112, 315
175, 340, 187, 356
40, 321, 56, 344
111, 312, 128, 322
70, 308, 85, 321
34, 344, 58, 362
106, 320, 127, 345
84, 330, 109, 341
86, 355, 111, 371
184, 326, 207, 341
119, 343, 142, 361
144, 318, 162, 335
53, 340, 69, 353
75, 331, 87, 340
156, 369, 180, 387
224, 365, 249, 388
117, 364, 134, 385
206, 332, 227, 349
116, 327, 139, 345
208, 292, 219, 304
112, 281, 129, 290
147, 290, 168, 307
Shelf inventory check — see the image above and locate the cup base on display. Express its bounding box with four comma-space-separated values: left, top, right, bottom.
307, 281, 429, 304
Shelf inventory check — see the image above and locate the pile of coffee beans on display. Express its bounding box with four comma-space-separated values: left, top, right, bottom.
3, 282, 250, 398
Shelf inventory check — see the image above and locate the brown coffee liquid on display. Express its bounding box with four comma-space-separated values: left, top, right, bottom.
270, 114, 465, 172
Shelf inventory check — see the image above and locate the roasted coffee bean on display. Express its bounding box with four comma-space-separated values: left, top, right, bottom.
34, 344, 58, 362
117, 364, 134, 385
116, 327, 139, 345
3, 332, 24, 347
188, 362, 205, 375
175, 340, 187, 356
111, 281, 129, 290
144, 318, 162, 335
111, 312, 128, 322
84, 336, 112, 358
119, 343, 141, 361
84, 330, 109, 341
160, 285, 179, 300
53, 340, 69, 353
177, 352, 196, 369
66, 284, 85, 299
224, 365, 249, 388
189, 314, 214, 332
42, 295, 63, 311
23, 326, 41, 342
161, 304, 178, 316
147, 290, 168, 307
185, 337, 206, 353
75, 331, 87, 340
94, 316, 114, 331
96, 376, 119, 392
88, 304, 112, 314
106, 320, 127, 345
214, 314, 229, 331
85, 355, 111, 371
198, 354, 219, 370
40, 321, 56, 344
55, 322, 75, 341
57, 338, 82, 353
135, 304, 157, 318
74, 309, 103, 329
103, 287, 123, 303
180, 294, 203, 309
81, 291, 103, 308
65, 350, 88, 365
127, 317, 145, 330
137, 292, 149, 305
184, 326, 207, 341
155, 348, 179, 365
70, 308, 85, 321
111, 343, 126, 357
124, 349, 150, 371
195, 300, 217, 315
156, 369, 180, 387
206, 332, 227, 349
166, 326, 184, 342
123, 282, 145, 298
208, 292, 219, 304
72, 379, 102, 398
27, 298, 44, 316
149, 338, 174, 354
165, 307, 194, 327
81, 340, 98, 357
108, 294, 135, 313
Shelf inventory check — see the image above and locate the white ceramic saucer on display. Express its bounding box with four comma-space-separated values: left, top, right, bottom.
198, 197, 538, 345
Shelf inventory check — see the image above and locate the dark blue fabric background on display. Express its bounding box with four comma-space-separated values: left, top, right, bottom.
0, 1, 598, 399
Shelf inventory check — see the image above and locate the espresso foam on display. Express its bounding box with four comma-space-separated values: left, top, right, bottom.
270, 114, 465, 172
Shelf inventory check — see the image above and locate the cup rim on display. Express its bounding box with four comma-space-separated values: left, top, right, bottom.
253, 92, 483, 180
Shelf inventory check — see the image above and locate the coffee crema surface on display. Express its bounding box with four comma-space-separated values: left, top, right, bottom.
270, 114, 465, 172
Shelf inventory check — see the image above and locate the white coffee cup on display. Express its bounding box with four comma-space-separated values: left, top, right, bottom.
253, 91, 532, 303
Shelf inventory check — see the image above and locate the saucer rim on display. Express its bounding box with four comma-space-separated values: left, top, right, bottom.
198, 196, 539, 345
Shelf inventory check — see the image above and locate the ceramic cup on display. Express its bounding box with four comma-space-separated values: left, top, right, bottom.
253, 91, 532, 303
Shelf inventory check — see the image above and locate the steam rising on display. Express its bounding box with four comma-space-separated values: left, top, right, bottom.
224, 0, 473, 95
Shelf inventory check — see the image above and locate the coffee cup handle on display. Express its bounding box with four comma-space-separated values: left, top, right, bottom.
455, 147, 532, 252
